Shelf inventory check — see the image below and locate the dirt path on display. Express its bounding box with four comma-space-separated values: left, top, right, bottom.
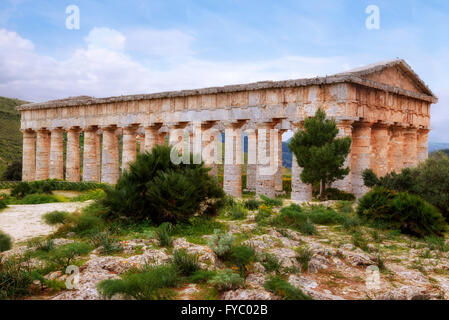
0, 202, 89, 243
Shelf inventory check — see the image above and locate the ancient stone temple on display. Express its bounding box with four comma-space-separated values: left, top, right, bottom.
17, 59, 437, 200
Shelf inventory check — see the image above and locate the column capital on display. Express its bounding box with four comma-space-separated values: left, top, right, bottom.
65, 126, 82, 132
21, 128, 35, 134
100, 124, 118, 132
83, 125, 99, 132
352, 121, 373, 129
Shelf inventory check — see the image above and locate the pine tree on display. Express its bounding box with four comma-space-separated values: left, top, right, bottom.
288, 109, 352, 200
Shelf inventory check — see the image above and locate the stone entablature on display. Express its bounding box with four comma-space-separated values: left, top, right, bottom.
17, 59, 437, 201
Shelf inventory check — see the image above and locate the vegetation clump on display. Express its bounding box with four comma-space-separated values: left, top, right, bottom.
173, 249, 200, 276
43, 211, 69, 225
0, 230, 12, 252
208, 229, 234, 259
208, 269, 244, 291
357, 187, 446, 238
102, 145, 225, 224
264, 275, 312, 300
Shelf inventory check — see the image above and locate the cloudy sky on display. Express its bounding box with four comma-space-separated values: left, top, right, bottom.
0, 0, 448, 142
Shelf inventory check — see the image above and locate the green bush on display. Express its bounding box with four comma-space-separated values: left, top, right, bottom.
227, 203, 247, 220
208, 269, 244, 291
17, 193, 63, 204
208, 229, 234, 259
322, 188, 355, 201
351, 231, 369, 252
363, 153, 449, 221
89, 231, 122, 255
70, 212, 105, 236
51, 242, 92, 268
306, 206, 344, 225
0, 198, 6, 210
102, 145, 225, 224
155, 223, 174, 247
273, 204, 307, 228
358, 187, 447, 238
260, 194, 283, 207
71, 189, 106, 202
295, 246, 313, 272
259, 253, 282, 273
43, 211, 69, 225
255, 207, 272, 224
11, 180, 107, 199
173, 249, 200, 276
0, 230, 12, 252
244, 199, 261, 210
189, 270, 217, 283
230, 245, 255, 276
299, 220, 317, 236
98, 264, 181, 300
0, 256, 33, 299
264, 275, 312, 300
1, 161, 22, 181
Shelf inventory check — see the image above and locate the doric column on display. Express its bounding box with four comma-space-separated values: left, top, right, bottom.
403, 127, 418, 168
122, 126, 137, 171
144, 125, 161, 153
66, 127, 81, 182
96, 131, 102, 180
417, 128, 429, 163
371, 123, 390, 177
275, 130, 284, 192
256, 123, 277, 198
35, 129, 50, 180
202, 125, 220, 177
351, 121, 372, 198
83, 127, 100, 182
223, 122, 242, 198
332, 120, 353, 192
290, 123, 312, 202
245, 128, 257, 191
22, 129, 36, 181
101, 126, 119, 184
388, 126, 404, 173
49, 128, 64, 180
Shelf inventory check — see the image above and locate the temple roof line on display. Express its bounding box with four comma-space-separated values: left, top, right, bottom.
17, 59, 437, 111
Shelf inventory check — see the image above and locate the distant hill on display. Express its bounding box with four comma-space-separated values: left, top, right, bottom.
429, 142, 449, 153
0, 97, 27, 177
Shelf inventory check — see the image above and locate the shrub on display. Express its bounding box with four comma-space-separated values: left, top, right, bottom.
273, 204, 308, 228
70, 212, 105, 236
306, 206, 344, 225
10, 182, 33, 198
244, 199, 261, 210
155, 223, 173, 247
358, 187, 447, 238
260, 194, 283, 207
255, 206, 272, 224
363, 153, 449, 221
98, 264, 181, 300
1, 160, 22, 181
227, 203, 247, 220
11, 180, 108, 199
299, 220, 317, 236
17, 193, 64, 204
351, 231, 369, 252
208, 269, 244, 291
51, 242, 92, 268
28, 239, 55, 252
208, 229, 234, 258
43, 211, 69, 225
0, 197, 7, 210
264, 275, 312, 300
89, 231, 122, 255
323, 188, 356, 201
71, 189, 106, 202
102, 145, 225, 224
0, 256, 33, 299
0, 230, 12, 252
189, 270, 217, 283
295, 246, 313, 272
173, 249, 200, 276
424, 236, 449, 252
230, 245, 255, 276
259, 253, 282, 273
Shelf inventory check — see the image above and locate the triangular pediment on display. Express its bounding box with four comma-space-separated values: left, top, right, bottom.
336, 59, 436, 99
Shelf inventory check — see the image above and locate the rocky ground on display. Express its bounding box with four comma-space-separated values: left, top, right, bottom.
2, 201, 449, 301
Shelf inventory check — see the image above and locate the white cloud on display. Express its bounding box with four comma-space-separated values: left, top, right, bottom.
85, 27, 126, 51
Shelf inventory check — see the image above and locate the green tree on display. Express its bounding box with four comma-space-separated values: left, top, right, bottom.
2, 160, 22, 181
288, 109, 351, 200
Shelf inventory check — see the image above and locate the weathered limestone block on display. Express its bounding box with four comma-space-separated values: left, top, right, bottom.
35, 129, 50, 180
22, 130, 36, 181
245, 128, 257, 191
351, 122, 372, 198
122, 126, 137, 171
291, 154, 312, 201
256, 124, 277, 198
224, 124, 242, 198
66, 128, 81, 182
388, 126, 404, 173
403, 128, 418, 168
417, 129, 429, 163
101, 127, 119, 184
275, 130, 284, 192
332, 121, 353, 192
83, 127, 100, 182
371, 123, 390, 177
